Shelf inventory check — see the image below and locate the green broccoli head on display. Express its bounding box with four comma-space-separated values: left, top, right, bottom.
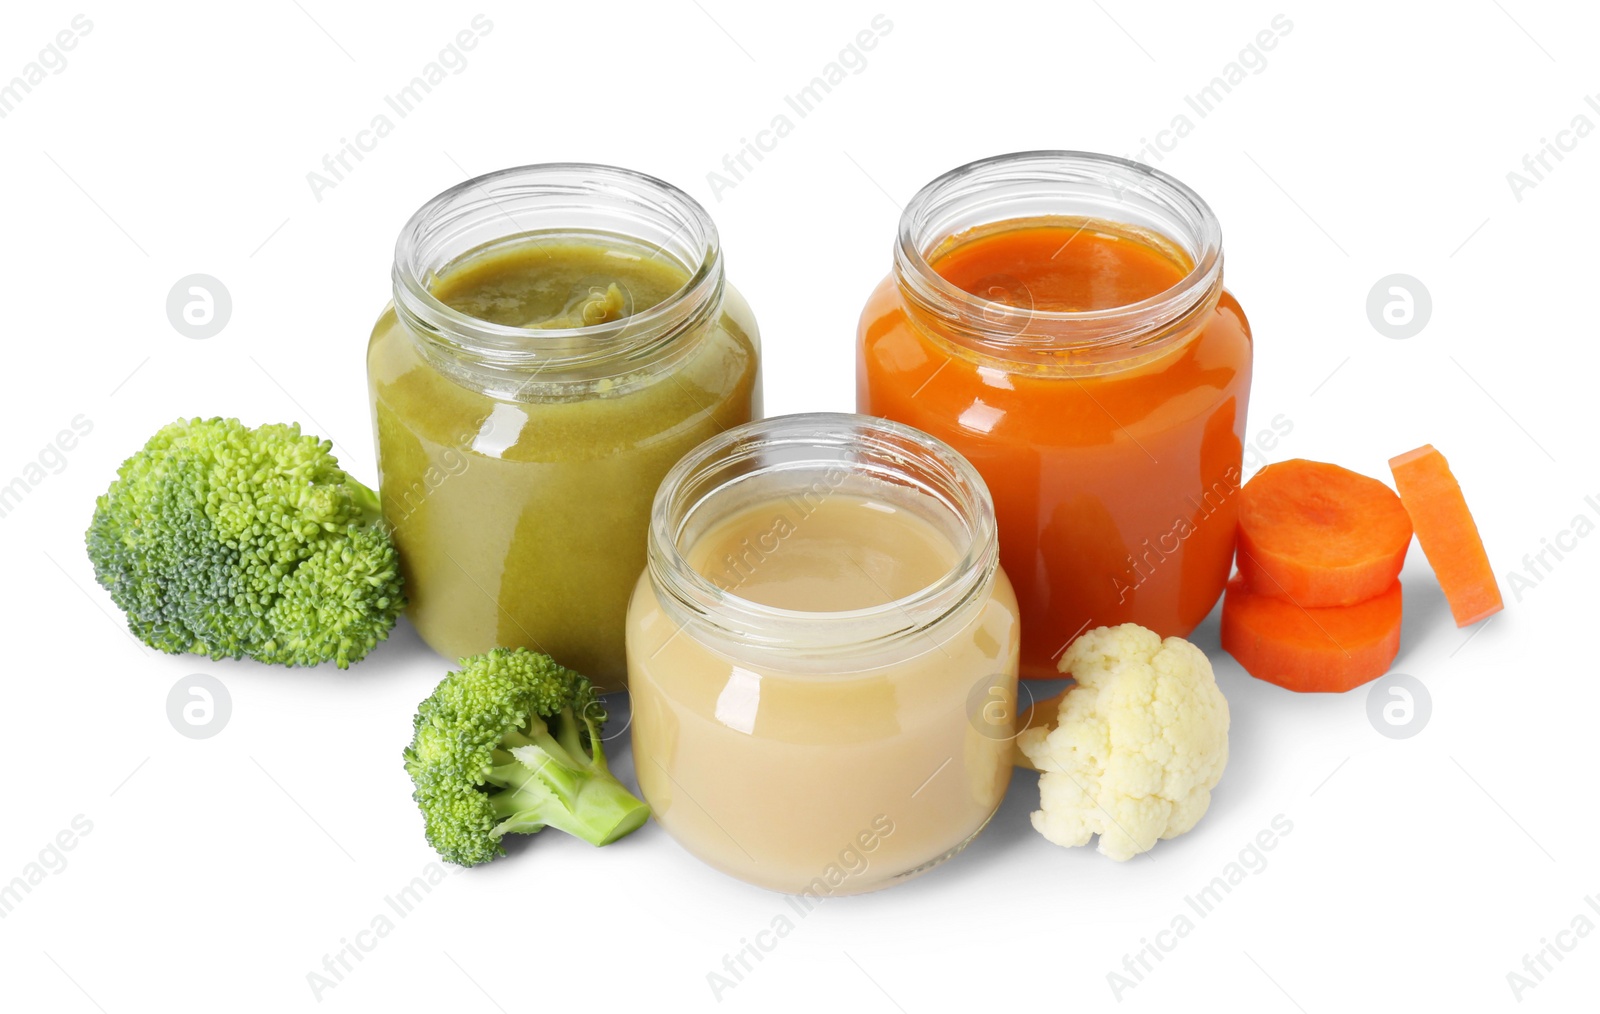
404, 648, 650, 867
85, 417, 404, 668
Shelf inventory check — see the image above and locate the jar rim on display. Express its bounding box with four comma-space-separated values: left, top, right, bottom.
392, 163, 723, 378
894, 150, 1224, 357
647, 412, 999, 656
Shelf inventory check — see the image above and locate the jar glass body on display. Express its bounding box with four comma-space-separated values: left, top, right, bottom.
857, 152, 1252, 680
367, 165, 761, 690
626, 414, 1021, 895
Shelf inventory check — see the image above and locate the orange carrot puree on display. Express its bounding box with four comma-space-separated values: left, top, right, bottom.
858, 220, 1252, 679
930, 222, 1186, 312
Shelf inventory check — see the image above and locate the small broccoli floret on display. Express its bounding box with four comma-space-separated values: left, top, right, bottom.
403, 648, 650, 866
85, 417, 404, 668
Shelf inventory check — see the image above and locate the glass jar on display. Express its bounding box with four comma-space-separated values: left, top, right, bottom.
368, 164, 761, 690
626, 413, 1020, 895
857, 151, 1252, 680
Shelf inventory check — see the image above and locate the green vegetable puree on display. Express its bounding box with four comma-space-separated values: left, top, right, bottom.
431, 239, 686, 330
368, 233, 759, 689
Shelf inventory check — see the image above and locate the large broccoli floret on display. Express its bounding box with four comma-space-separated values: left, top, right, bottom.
85, 417, 404, 668
403, 648, 650, 866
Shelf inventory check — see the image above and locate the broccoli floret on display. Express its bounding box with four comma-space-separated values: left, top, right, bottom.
85, 417, 404, 668
403, 648, 650, 866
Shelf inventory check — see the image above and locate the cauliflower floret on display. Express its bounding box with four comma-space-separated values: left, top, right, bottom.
1017, 623, 1229, 861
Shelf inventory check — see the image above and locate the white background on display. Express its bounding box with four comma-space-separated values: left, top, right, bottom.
2, 1, 1596, 1010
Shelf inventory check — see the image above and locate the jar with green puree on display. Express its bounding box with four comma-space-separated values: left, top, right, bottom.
368, 164, 761, 690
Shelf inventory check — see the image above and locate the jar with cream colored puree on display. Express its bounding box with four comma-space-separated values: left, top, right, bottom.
626, 413, 1020, 895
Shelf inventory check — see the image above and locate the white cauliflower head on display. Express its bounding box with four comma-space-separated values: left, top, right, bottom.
1017, 623, 1229, 861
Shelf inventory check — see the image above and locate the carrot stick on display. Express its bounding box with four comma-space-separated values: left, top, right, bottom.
1388, 445, 1503, 627
1236, 459, 1412, 607
1221, 574, 1402, 693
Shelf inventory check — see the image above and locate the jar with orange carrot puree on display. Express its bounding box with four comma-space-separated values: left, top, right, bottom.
858, 152, 1252, 680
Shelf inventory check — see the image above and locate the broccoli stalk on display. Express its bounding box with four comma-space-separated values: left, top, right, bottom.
486, 706, 649, 846
404, 648, 650, 866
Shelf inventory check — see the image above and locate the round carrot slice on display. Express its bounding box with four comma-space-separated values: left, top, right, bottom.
1236, 459, 1412, 607
1220, 574, 1402, 693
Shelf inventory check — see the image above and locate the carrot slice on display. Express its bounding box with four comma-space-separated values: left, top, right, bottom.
1221, 574, 1402, 692
1388, 445, 1502, 627
1236, 459, 1412, 607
